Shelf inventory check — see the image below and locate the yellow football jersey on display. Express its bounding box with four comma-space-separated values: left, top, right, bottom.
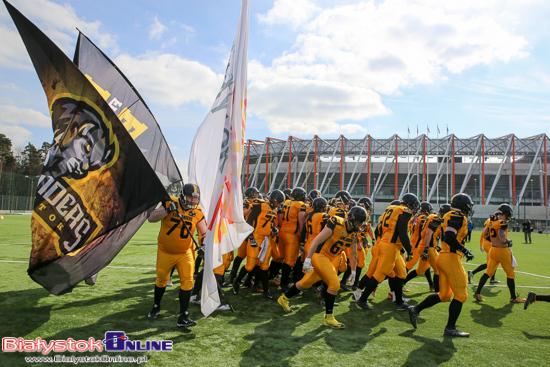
157, 195, 204, 254
420, 213, 443, 248
378, 204, 413, 247
246, 199, 277, 236
487, 217, 509, 246
315, 216, 358, 259
410, 213, 428, 248
440, 210, 468, 255
280, 200, 306, 234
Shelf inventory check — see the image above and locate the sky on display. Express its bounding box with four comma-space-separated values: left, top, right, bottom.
1, 0, 549, 180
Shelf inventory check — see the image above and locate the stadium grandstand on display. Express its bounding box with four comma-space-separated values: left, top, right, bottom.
242, 133, 549, 232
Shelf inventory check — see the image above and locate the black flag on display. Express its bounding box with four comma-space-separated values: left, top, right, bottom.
4, 0, 170, 295
74, 32, 181, 189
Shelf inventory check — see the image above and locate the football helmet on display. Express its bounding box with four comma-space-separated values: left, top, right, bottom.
312, 197, 328, 213
291, 187, 307, 202
348, 206, 368, 231
244, 187, 260, 199
349, 199, 357, 208
269, 189, 285, 208
390, 200, 401, 205
496, 203, 513, 220
439, 203, 452, 216
357, 197, 374, 215
180, 183, 200, 210
334, 190, 352, 207
283, 188, 292, 200
401, 193, 421, 214
451, 193, 475, 217
420, 201, 433, 215
308, 189, 322, 203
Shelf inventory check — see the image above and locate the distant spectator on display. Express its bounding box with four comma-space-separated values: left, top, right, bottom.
523, 219, 532, 244
467, 220, 474, 242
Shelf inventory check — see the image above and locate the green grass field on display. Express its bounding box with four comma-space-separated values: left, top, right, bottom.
1, 214, 549, 366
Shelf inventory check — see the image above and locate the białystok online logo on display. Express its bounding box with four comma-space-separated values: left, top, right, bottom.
2, 331, 172, 355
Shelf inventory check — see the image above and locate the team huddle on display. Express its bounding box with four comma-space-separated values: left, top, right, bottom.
146, 183, 540, 336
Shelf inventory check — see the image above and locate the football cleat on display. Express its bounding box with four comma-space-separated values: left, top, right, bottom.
232, 282, 240, 295
403, 288, 411, 293
388, 292, 393, 300
323, 314, 345, 329
473, 292, 485, 302
177, 313, 197, 327
190, 294, 201, 305
524, 291, 537, 310
252, 285, 264, 293
319, 300, 340, 307
467, 271, 473, 285
408, 306, 419, 329
263, 290, 277, 301
490, 279, 501, 284
444, 327, 470, 337
352, 288, 362, 301
148, 304, 161, 319
395, 302, 410, 311
216, 303, 231, 311
277, 295, 293, 313
356, 300, 373, 310
339, 282, 351, 292
510, 296, 525, 303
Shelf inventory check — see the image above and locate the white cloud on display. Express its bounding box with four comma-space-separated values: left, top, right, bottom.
0, 0, 118, 67
149, 16, 168, 40
258, 0, 320, 28
0, 123, 32, 145
251, 0, 530, 135
0, 105, 50, 127
113, 52, 223, 107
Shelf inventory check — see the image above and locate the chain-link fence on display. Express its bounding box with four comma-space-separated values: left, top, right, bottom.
0, 172, 39, 213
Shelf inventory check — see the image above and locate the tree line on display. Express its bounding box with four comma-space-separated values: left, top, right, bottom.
0, 133, 50, 176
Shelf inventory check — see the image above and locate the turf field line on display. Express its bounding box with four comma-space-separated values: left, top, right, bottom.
0, 260, 156, 270
0, 240, 153, 246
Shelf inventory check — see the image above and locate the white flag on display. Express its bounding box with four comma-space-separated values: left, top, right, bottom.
188, 0, 252, 317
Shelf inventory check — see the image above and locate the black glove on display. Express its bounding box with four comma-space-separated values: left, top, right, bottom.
271, 227, 279, 237
421, 249, 429, 261
196, 246, 205, 258
436, 245, 442, 252
362, 239, 369, 249
250, 238, 258, 248
506, 239, 513, 248
406, 250, 414, 262
463, 248, 474, 262
165, 201, 177, 214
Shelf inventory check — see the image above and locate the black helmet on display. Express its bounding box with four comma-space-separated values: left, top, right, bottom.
439, 203, 452, 216
348, 206, 368, 230
244, 187, 259, 199
358, 197, 373, 214
401, 193, 421, 214
420, 201, 433, 214
308, 189, 321, 202
390, 200, 401, 205
335, 190, 352, 205
496, 203, 513, 220
180, 183, 200, 210
451, 193, 474, 217
291, 187, 307, 202
269, 189, 285, 208
312, 197, 327, 213
328, 198, 337, 207
349, 199, 357, 208
283, 188, 292, 200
